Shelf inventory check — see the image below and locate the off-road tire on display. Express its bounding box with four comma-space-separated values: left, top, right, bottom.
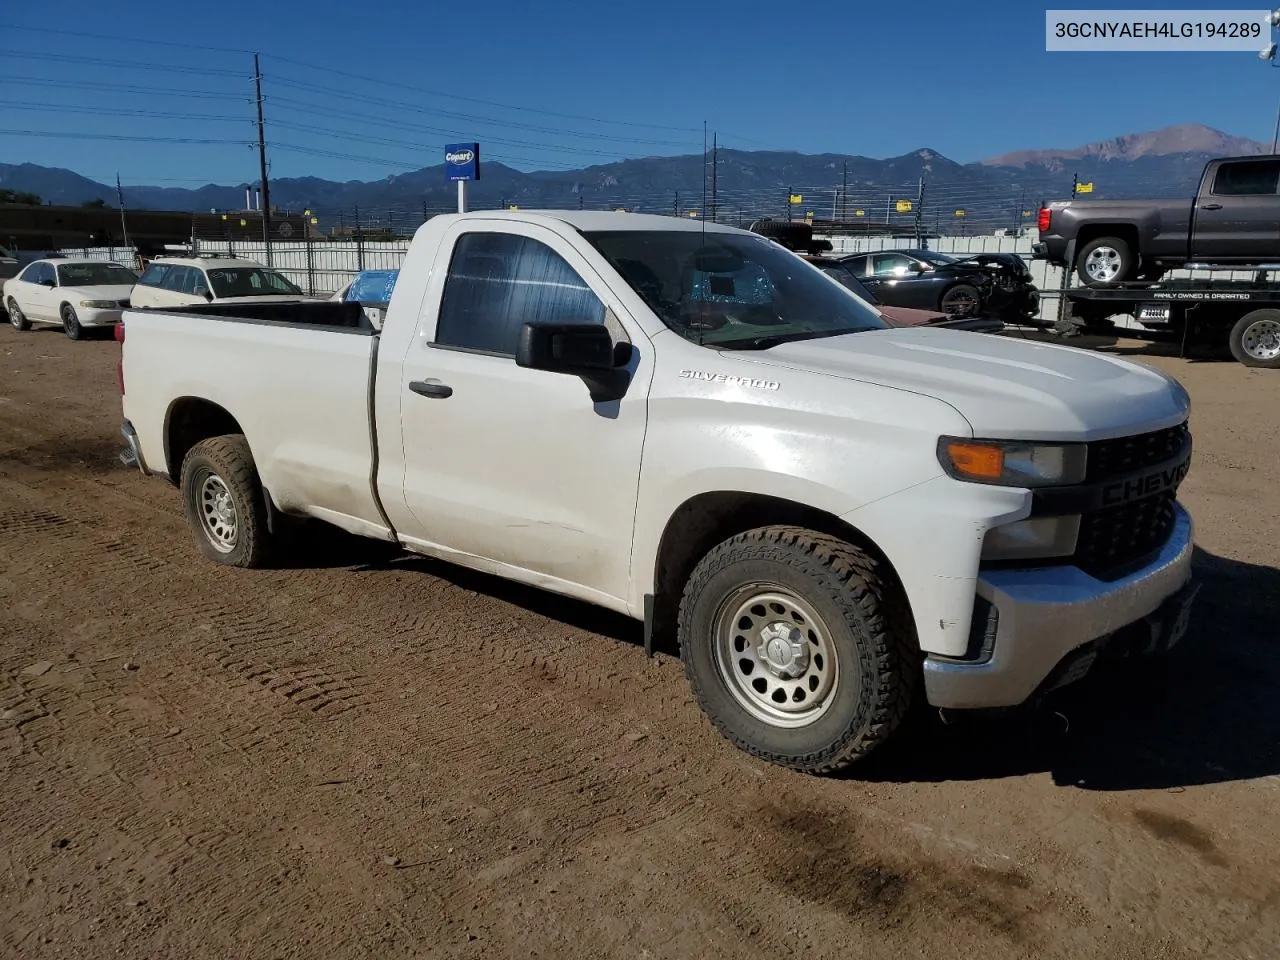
1076, 236, 1135, 287
678, 525, 918, 775
7, 298, 31, 331
179, 434, 273, 568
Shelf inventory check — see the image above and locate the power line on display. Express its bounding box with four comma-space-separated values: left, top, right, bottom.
0, 22, 251, 54
3, 75, 250, 101
263, 94, 694, 149
0, 23, 700, 134
0, 128, 254, 145
0, 48, 248, 77
264, 55, 701, 133
270, 140, 581, 171
265, 77, 698, 148
0, 101, 250, 123
267, 119, 669, 163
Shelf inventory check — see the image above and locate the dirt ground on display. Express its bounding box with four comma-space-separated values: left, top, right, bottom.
1, 322, 1277, 960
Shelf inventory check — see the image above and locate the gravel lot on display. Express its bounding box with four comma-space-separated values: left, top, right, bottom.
1, 324, 1277, 959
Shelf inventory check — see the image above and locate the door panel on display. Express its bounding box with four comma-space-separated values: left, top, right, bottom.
394, 224, 649, 605
1191, 159, 1280, 261
27, 264, 59, 321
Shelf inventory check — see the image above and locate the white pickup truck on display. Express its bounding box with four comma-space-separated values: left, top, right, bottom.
117, 211, 1197, 774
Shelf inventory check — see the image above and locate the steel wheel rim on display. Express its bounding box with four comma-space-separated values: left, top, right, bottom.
1241, 319, 1280, 361
1084, 247, 1122, 282
712, 582, 840, 728
62, 307, 79, 335
196, 469, 238, 553
8, 302, 21, 327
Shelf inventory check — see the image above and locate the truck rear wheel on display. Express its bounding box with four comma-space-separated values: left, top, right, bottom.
1076, 236, 1134, 287
1229, 309, 1280, 368
678, 525, 917, 774
179, 434, 273, 568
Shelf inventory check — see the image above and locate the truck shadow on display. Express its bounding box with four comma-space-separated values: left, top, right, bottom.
281, 527, 1277, 790
852, 546, 1280, 791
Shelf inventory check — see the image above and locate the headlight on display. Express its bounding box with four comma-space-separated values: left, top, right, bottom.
937, 437, 1086, 487
982, 515, 1080, 562
80, 299, 120, 309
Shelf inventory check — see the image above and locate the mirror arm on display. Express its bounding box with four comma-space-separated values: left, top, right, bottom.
571, 365, 631, 403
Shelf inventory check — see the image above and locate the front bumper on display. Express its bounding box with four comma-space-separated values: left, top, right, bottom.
79, 307, 124, 327
923, 503, 1195, 709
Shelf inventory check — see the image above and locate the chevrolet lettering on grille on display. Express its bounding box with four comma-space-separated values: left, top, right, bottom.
1099, 456, 1191, 508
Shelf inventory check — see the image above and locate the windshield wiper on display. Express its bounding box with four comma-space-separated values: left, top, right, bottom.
713, 327, 875, 350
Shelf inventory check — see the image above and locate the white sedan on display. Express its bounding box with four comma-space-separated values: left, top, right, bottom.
5, 258, 139, 340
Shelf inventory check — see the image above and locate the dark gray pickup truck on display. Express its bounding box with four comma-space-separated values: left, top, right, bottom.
1033, 155, 1280, 287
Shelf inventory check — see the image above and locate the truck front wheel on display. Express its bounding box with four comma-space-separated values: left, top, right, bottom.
179, 434, 273, 568
678, 525, 918, 774
1229, 308, 1280, 368
1076, 236, 1134, 287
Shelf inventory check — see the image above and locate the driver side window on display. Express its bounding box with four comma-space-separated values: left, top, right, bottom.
435, 232, 608, 357
871, 254, 914, 277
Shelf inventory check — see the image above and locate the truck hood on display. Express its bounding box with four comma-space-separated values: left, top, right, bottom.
734, 327, 1189, 441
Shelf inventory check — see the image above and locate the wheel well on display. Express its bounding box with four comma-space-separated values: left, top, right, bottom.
650, 491, 908, 656
1075, 224, 1139, 259
164, 397, 244, 483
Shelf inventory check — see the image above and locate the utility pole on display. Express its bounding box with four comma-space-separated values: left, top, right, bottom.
788, 185, 793, 222
710, 132, 718, 222
253, 53, 273, 266
914, 176, 925, 247
674, 189, 678, 216
841, 161, 848, 222
115, 173, 131, 252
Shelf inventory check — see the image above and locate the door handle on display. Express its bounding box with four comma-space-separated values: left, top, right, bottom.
1200, 202, 1223, 210
409, 379, 453, 399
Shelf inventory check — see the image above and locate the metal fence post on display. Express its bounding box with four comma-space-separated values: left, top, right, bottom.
354, 204, 365, 272
305, 236, 316, 295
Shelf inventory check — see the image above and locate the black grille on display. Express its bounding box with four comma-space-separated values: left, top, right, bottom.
1068, 422, 1189, 579
1075, 491, 1178, 580
1085, 422, 1189, 483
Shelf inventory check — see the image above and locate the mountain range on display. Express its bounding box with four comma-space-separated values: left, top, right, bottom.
0, 123, 1268, 230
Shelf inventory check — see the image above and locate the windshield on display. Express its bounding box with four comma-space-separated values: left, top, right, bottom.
583, 230, 888, 348
56, 262, 137, 286
912, 250, 958, 267
206, 267, 302, 299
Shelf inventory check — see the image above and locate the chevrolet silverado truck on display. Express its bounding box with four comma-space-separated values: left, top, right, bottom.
116, 210, 1198, 775
1034, 154, 1280, 287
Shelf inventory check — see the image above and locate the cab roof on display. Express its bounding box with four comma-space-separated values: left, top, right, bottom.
423, 210, 748, 235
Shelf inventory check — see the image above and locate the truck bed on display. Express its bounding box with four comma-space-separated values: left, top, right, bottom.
121, 298, 390, 541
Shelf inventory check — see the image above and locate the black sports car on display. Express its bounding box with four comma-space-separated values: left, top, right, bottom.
836, 248, 1040, 323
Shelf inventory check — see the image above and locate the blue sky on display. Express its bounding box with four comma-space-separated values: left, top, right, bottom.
2, 1, 1278, 187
